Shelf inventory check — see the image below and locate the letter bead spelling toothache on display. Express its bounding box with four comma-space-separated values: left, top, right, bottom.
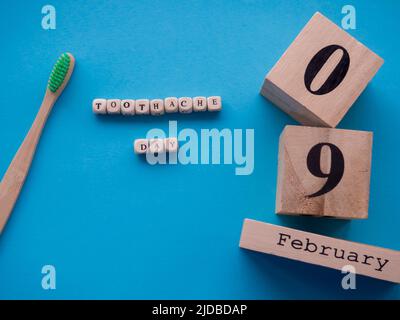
93, 96, 222, 115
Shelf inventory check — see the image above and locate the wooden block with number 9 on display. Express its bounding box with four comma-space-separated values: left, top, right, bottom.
276, 125, 372, 219
260, 12, 383, 128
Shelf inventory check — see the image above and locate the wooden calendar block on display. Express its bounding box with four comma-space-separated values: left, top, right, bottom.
150, 99, 165, 115
207, 96, 222, 112
135, 99, 150, 115
121, 99, 135, 115
134, 139, 148, 154
92, 98, 107, 114
276, 125, 372, 219
165, 97, 179, 113
239, 219, 400, 284
193, 96, 207, 112
178, 97, 193, 113
106, 99, 121, 114
260, 12, 383, 128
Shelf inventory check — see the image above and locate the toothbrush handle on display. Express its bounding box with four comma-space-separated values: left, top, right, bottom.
0, 92, 56, 234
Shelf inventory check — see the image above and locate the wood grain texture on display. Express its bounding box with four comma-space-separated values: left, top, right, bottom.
0, 53, 75, 234
239, 219, 400, 283
276, 125, 372, 219
260, 12, 383, 128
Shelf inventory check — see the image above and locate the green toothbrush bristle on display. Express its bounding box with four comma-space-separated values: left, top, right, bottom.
48, 53, 71, 92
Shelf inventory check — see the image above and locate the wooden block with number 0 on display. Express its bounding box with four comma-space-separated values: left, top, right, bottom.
276, 125, 372, 219
260, 12, 383, 128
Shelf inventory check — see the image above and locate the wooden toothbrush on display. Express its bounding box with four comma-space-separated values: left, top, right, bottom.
0, 53, 75, 234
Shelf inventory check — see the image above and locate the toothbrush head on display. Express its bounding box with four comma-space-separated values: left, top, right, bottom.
47, 52, 75, 93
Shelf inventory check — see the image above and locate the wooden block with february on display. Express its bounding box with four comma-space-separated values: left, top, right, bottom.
260, 12, 383, 128
239, 219, 400, 284
276, 125, 372, 219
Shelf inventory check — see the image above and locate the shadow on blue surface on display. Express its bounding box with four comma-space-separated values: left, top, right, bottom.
94, 108, 222, 125
240, 248, 397, 299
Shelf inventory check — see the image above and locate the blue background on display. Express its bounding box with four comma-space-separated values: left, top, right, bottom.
0, 0, 399, 299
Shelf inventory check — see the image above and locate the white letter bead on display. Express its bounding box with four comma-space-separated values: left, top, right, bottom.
150, 99, 165, 115
134, 139, 149, 154
193, 96, 207, 112
95, 96, 223, 115
165, 138, 179, 153
149, 139, 165, 153
106, 99, 121, 114
164, 97, 179, 113
135, 99, 150, 115
207, 96, 222, 112
92, 98, 107, 114
178, 97, 193, 113
121, 99, 135, 115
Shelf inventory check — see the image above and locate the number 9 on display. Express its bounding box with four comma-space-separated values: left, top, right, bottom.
306, 143, 345, 198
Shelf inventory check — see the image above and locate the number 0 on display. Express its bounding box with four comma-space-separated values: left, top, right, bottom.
304, 45, 350, 95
